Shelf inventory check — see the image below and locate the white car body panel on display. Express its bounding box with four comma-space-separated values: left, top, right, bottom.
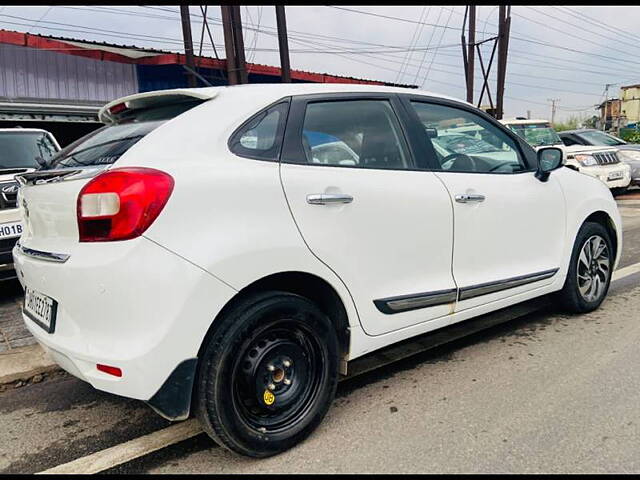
12, 85, 623, 406
280, 163, 456, 336
433, 170, 566, 311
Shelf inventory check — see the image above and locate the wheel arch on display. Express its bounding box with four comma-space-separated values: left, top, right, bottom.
582, 210, 619, 261
196, 270, 352, 369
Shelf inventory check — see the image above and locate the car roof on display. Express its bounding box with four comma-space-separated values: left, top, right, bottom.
558, 129, 598, 135
499, 118, 551, 125
99, 83, 472, 123
0, 128, 52, 134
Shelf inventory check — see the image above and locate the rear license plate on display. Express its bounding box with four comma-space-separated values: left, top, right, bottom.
0, 221, 22, 240
607, 171, 624, 181
24, 287, 58, 333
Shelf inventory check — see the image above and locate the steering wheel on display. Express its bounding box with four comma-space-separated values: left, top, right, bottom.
441, 153, 477, 172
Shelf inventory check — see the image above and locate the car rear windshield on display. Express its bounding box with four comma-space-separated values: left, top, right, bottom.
46, 100, 202, 170
576, 130, 626, 146
507, 123, 562, 147
0, 131, 58, 170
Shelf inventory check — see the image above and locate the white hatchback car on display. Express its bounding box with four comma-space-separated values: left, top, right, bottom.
13, 84, 621, 457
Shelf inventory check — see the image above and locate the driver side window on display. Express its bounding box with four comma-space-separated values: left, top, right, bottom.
410, 101, 528, 174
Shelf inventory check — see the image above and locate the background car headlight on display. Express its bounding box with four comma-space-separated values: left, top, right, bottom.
575, 154, 598, 167
618, 150, 640, 162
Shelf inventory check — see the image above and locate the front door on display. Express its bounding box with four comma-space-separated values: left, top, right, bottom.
405, 99, 566, 311
279, 94, 457, 336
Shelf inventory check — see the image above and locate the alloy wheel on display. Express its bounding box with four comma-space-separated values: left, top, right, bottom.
576, 234, 610, 302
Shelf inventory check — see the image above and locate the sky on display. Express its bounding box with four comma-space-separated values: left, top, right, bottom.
0, 5, 639, 122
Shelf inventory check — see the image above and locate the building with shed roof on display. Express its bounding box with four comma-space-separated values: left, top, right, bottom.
0, 29, 416, 145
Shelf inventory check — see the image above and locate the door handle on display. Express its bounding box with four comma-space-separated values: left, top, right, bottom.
455, 193, 486, 203
306, 193, 354, 205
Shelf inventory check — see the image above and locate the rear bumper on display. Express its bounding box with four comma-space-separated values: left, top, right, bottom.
13, 236, 236, 404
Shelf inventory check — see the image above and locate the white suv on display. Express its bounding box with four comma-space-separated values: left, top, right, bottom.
500, 118, 631, 193
0, 128, 60, 281
13, 85, 621, 457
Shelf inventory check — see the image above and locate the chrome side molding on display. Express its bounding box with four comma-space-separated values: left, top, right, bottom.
458, 268, 559, 301
15, 242, 70, 263
374, 268, 559, 315
374, 288, 457, 314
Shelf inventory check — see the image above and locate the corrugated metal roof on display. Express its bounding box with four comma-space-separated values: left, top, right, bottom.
0, 29, 418, 88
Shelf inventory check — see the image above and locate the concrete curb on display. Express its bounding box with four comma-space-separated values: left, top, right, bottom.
0, 343, 59, 386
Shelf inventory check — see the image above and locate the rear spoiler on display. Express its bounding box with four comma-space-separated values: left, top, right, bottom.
99, 88, 220, 124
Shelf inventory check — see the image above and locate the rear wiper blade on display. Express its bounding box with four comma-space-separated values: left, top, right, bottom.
15, 169, 83, 186
51, 135, 144, 164
0, 167, 29, 174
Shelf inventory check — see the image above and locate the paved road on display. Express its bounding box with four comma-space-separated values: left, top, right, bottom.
0, 201, 639, 473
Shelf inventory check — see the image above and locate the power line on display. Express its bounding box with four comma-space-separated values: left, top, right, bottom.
411, 6, 443, 85
394, 6, 429, 83
560, 7, 640, 44
50, 7, 640, 79
420, 7, 456, 87
329, 6, 489, 34
515, 7, 640, 60
551, 7, 640, 48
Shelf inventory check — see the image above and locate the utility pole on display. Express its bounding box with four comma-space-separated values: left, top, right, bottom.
495, 6, 511, 120
275, 6, 291, 83
230, 6, 248, 84
180, 6, 197, 88
220, 6, 248, 85
220, 6, 237, 85
465, 6, 476, 104
548, 98, 560, 125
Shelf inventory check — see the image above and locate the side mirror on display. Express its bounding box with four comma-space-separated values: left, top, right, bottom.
425, 127, 438, 138
535, 147, 564, 182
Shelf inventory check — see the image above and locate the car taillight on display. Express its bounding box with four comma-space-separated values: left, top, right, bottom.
77, 167, 174, 242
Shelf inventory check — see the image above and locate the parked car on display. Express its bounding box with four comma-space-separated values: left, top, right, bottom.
13, 85, 621, 457
500, 118, 631, 194
559, 128, 640, 188
0, 128, 60, 281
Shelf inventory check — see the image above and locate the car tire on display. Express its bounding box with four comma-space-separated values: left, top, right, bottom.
611, 187, 628, 196
195, 291, 339, 458
557, 221, 613, 313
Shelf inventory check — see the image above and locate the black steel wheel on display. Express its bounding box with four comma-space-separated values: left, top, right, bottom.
196, 291, 339, 457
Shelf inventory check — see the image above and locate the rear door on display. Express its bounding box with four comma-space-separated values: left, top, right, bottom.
279, 93, 457, 337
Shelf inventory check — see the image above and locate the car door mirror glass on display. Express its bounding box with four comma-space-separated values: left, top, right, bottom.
538, 147, 563, 172
535, 147, 563, 181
